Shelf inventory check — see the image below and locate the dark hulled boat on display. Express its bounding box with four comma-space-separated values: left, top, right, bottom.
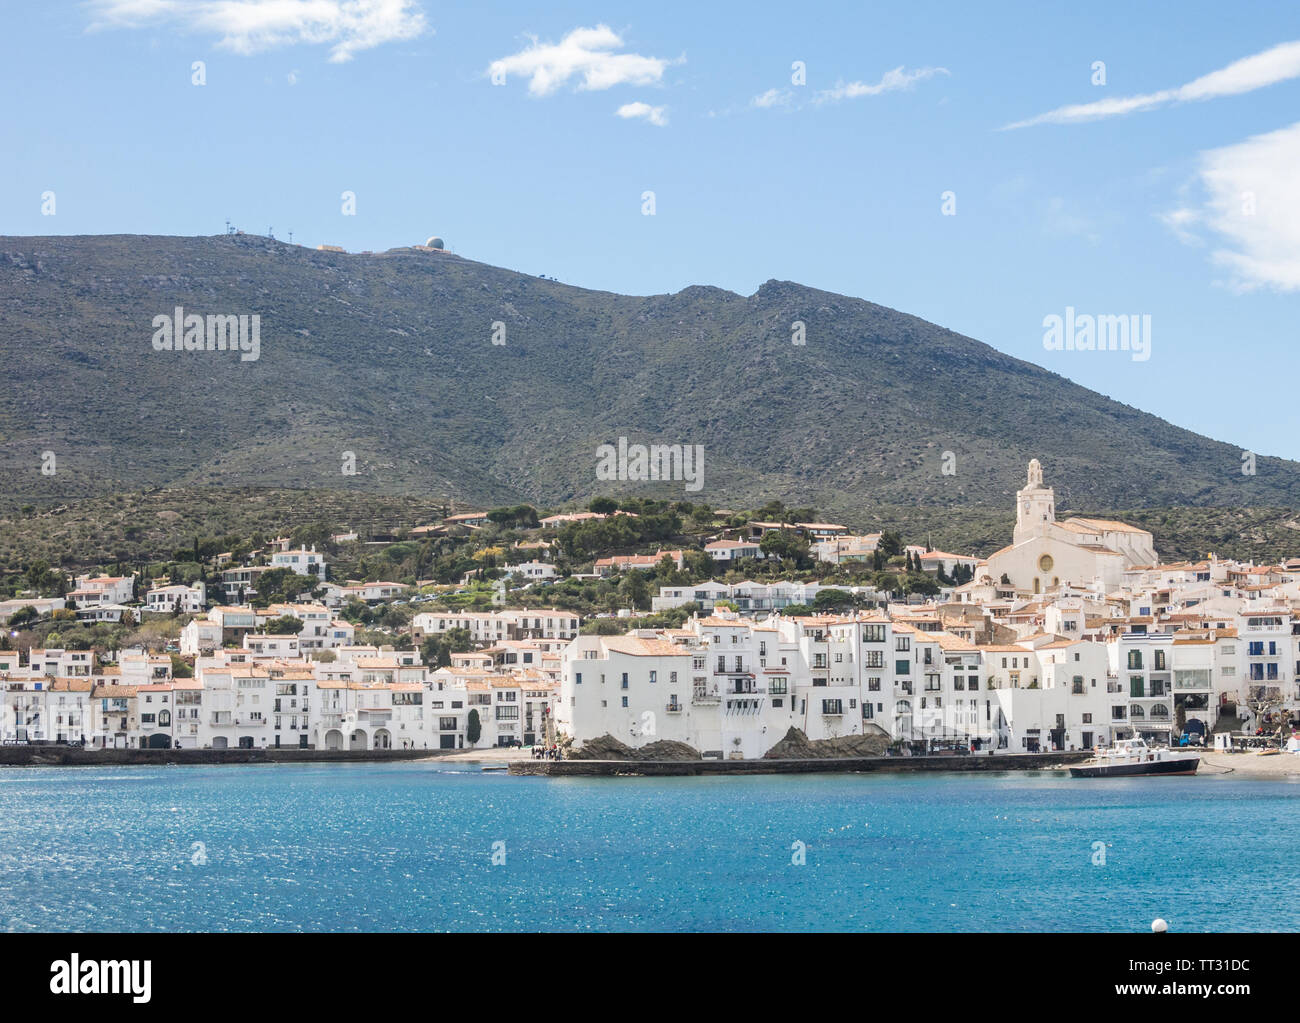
1069, 738, 1199, 778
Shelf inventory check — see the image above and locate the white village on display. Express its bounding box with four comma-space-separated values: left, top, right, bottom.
1, 461, 1294, 763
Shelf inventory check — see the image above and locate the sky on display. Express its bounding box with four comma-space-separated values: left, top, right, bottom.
2, 1, 1299, 459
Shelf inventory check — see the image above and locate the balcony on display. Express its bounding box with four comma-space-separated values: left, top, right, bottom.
666, 703, 682, 714
692, 690, 720, 705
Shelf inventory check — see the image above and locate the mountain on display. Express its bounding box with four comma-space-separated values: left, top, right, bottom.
1, 233, 1295, 520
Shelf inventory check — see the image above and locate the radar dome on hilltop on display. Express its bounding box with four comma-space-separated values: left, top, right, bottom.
425, 236, 445, 249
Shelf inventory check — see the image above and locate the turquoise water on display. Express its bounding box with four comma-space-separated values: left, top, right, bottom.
0, 763, 1296, 932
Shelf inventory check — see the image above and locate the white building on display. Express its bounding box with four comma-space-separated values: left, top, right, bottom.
145, 581, 206, 615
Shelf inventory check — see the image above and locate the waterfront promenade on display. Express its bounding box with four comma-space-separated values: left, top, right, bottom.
509, 750, 1090, 776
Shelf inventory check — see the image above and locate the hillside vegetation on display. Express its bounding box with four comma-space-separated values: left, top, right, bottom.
1, 234, 1297, 519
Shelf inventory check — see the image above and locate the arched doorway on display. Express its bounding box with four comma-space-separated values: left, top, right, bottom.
349, 729, 367, 751
324, 729, 343, 750
372, 728, 392, 750
145, 733, 170, 749
212, 736, 228, 749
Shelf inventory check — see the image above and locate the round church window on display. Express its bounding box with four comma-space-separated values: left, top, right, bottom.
1038, 554, 1054, 573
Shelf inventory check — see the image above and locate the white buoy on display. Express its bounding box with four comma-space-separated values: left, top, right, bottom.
1151, 918, 1168, 933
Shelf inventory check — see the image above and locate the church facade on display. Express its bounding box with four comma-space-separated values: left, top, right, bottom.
982, 460, 1158, 594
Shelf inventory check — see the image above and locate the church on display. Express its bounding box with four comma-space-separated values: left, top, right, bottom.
982, 460, 1158, 594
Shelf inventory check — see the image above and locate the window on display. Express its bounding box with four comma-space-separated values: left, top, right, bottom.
575, 672, 582, 685
1127, 650, 1143, 670
895, 660, 910, 675
896, 637, 910, 652
649, 671, 657, 684
863, 624, 885, 642
621, 673, 629, 689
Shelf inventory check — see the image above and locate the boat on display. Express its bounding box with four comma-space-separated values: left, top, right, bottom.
1069, 738, 1199, 778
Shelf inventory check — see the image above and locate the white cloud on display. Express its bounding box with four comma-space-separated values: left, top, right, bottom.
1163, 121, 1300, 291
751, 87, 792, 108
1004, 39, 1300, 129
616, 101, 667, 126
87, 0, 427, 63
814, 65, 949, 104
488, 25, 678, 96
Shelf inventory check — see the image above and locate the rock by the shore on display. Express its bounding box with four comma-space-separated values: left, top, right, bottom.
566, 733, 701, 761
762, 726, 891, 760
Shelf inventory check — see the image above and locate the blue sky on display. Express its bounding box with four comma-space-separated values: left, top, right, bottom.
3, 2, 1299, 459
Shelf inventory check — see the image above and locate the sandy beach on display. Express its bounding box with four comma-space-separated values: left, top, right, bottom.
1197, 750, 1300, 778
432, 746, 534, 764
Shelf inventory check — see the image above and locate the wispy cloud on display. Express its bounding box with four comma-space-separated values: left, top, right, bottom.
616, 101, 667, 126
751, 87, 793, 109
813, 65, 949, 104
488, 25, 679, 96
1004, 39, 1300, 129
1162, 120, 1300, 291
86, 0, 428, 63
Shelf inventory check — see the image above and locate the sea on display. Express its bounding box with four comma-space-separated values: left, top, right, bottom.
0, 762, 1296, 932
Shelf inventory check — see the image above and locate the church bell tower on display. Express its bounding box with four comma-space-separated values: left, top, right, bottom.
1014, 458, 1055, 544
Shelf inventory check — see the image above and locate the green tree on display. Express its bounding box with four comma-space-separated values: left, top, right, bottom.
467, 708, 482, 747
588, 497, 618, 515
813, 588, 855, 612
619, 570, 650, 611
7, 605, 39, 628
263, 615, 305, 635
420, 627, 471, 668
759, 529, 810, 566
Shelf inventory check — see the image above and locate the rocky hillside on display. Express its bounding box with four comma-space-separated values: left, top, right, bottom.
1, 233, 1295, 518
